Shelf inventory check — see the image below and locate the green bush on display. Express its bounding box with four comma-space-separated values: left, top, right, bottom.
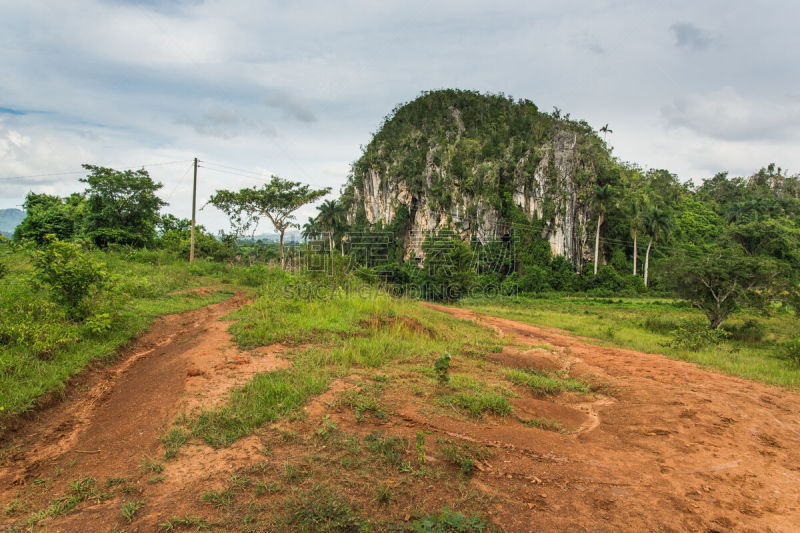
434, 353, 451, 384
0, 291, 78, 359
668, 320, 729, 350
781, 336, 800, 366
33, 238, 106, 315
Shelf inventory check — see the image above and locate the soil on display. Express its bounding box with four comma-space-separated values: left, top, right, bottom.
1, 298, 799, 532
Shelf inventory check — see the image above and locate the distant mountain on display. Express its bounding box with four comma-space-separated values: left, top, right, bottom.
0, 208, 24, 237
246, 230, 303, 243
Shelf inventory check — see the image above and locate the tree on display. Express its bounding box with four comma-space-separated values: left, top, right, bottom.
208, 176, 330, 268
421, 230, 476, 302
642, 207, 674, 287
591, 184, 616, 275
666, 242, 782, 329
14, 193, 86, 244
316, 199, 347, 254
301, 216, 321, 241
80, 165, 166, 248
599, 123, 613, 142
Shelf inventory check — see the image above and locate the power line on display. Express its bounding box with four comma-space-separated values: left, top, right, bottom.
201, 161, 271, 178
0, 159, 191, 182
197, 164, 267, 182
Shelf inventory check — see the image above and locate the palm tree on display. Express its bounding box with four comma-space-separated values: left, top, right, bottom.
599, 124, 613, 142
316, 199, 346, 254
628, 196, 646, 276
642, 207, 674, 287
591, 184, 616, 275
301, 216, 320, 241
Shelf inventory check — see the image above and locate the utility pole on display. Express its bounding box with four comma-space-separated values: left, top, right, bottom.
189, 157, 198, 263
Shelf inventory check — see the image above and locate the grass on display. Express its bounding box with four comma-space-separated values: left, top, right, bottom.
160, 427, 189, 460
438, 441, 491, 476
409, 506, 488, 532
185, 280, 508, 448
284, 485, 361, 532
521, 416, 567, 433
122, 499, 145, 523
502, 367, 588, 395
160, 515, 211, 531
364, 430, 408, 467
27, 476, 99, 524
462, 295, 800, 388
0, 246, 266, 420
442, 391, 511, 417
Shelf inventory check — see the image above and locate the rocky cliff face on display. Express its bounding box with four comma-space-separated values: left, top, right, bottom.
343, 90, 609, 270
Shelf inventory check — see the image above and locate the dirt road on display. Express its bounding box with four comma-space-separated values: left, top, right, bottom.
421, 303, 800, 531
1, 298, 799, 531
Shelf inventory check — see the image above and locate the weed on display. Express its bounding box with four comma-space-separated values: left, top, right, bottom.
122, 500, 145, 523
315, 414, 338, 439
160, 515, 210, 531
438, 442, 491, 476
149, 475, 167, 484
201, 488, 234, 508
141, 457, 165, 474
365, 430, 408, 467
283, 461, 309, 484
285, 486, 361, 531
160, 427, 189, 460
434, 353, 451, 384
407, 506, 487, 532
106, 477, 126, 487
28, 476, 98, 523
415, 431, 427, 470
338, 385, 386, 421
374, 483, 393, 505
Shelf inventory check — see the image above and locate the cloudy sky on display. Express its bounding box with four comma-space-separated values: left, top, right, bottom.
1, 0, 798, 232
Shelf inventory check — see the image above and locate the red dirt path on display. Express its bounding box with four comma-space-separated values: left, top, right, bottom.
1, 298, 799, 531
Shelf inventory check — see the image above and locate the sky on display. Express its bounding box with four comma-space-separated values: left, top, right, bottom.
1, 0, 799, 233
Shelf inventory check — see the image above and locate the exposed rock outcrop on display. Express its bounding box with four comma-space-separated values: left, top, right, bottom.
343, 90, 608, 270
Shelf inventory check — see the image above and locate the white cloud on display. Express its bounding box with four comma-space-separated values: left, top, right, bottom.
662, 88, 800, 142
1, 0, 800, 231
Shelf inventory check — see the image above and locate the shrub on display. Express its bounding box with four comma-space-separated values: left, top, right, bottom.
518, 264, 551, 293
434, 353, 451, 384
34, 238, 106, 315
668, 320, 729, 350
781, 336, 800, 366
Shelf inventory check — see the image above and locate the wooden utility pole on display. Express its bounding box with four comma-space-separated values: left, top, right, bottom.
189, 157, 198, 262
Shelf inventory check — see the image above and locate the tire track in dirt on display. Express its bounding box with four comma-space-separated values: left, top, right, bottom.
421, 302, 800, 532
0, 292, 291, 530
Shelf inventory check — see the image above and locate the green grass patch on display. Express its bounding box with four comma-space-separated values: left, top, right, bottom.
185, 281, 507, 447
521, 416, 567, 432
441, 390, 512, 417
463, 295, 800, 388
503, 368, 588, 395
0, 247, 261, 419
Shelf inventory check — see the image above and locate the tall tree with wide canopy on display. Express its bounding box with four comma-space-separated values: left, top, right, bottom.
642, 206, 674, 287
591, 184, 616, 275
80, 165, 166, 248
209, 176, 330, 268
